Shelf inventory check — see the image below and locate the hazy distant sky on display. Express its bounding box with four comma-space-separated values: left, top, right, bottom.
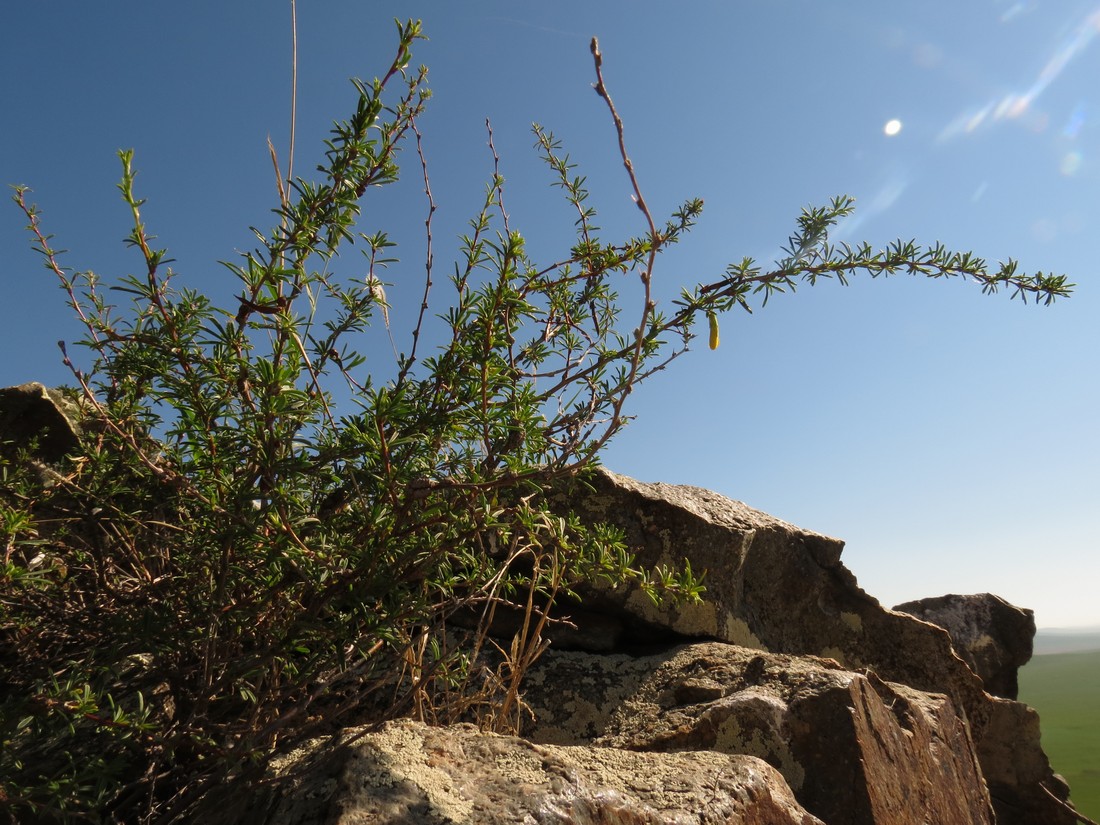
2, 1, 1097, 626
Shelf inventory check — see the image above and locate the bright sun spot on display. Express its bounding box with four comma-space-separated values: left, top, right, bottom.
884, 119, 903, 136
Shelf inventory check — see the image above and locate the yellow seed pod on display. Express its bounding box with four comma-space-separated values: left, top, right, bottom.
707, 311, 720, 350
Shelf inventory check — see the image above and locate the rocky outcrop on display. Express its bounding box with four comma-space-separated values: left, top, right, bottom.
244, 469, 1078, 825
547, 471, 988, 721
1, 386, 1083, 824
888, 594, 1061, 821
253, 719, 824, 824
521, 643, 995, 825
542, 469, 1076, 825
893, 593, 1036, 700
0, 381, 83, 464
979, 697, 1076, 825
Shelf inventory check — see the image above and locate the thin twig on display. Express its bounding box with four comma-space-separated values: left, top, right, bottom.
402, 115, 436, 371
1039, 783, 1098, 825
486, 119, 510, 235
586, 36, 661, 460
288, 0, 298, 189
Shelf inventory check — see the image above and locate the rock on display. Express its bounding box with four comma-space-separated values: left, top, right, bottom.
893, 593, 1036, 700
0, 382, 83, 465
978, 696, 1075, 825
522, 642, 995, 825
5, 406, 1076, 825
546, 469, 1078, 825
253, 719, 824, 825
549, 469, 987, 728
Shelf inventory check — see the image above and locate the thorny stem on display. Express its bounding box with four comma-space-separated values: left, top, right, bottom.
399, 116, 437, 383
585, 36, 663, 461
288, 0, 298, 191
12, 188, 102, 348
487, 119, 511, 236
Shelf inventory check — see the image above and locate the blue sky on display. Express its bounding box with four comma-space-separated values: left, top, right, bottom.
2, 1, 1097, 628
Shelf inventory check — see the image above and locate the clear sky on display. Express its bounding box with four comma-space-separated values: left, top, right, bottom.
2, 2, 1097, 628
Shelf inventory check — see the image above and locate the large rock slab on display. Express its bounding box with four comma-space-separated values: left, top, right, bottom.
551, 470, 985, 720
893, 592, 1036, 699
254, 718, 823, 825
522, 642, 995, 825
547, 469, 1077, 825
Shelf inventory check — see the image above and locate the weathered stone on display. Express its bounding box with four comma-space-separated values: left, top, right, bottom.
885, 596, 1076, 824
978, 696, 1077, 825
256, 719, 824, 825
544, 470, 1078, 824
0, 382, 83, 464
522, 642, 994, 825
5, 401, 1073, 825
549, 470, 987, 729
893, 592, 1035, 699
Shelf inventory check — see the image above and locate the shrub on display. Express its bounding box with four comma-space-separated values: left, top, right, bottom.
0, 19, 1071, 824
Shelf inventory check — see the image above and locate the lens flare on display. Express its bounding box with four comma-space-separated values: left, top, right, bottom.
1063, 102, 1087, 138
940, 9, 1100, 141
1060, 151, 1083, 176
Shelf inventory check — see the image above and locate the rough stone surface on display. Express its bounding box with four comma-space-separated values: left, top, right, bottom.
0, 382, 83, 464
256, 719, 823, 825
523, 642, 994, 825
893, 592, 1036, 699
978, 696, 1076, 825
543, 469, 1079, 825
549, 470, 987, 722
